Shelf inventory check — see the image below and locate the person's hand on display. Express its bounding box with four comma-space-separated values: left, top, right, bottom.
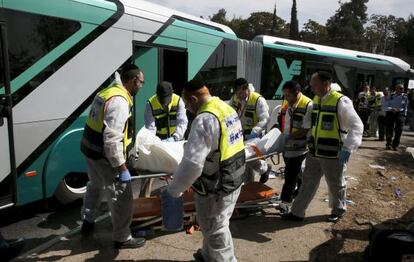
162, 137, 175, 142
338, 150, 351, 165
118, 170, 131, 183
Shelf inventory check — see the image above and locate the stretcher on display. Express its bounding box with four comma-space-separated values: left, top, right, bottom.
130, 151, 282, 231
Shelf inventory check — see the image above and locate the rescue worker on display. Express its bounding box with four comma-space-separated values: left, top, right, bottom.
144, 81, 188, 141
165, 75, 245, 262
230, 78, 270, 183
80, 64, 146, 249
277, 80, 313, 214
230, 78, 269, 139
378, 87, 390, 141
367, 86, 383, 137
282, 71, 363, 223
356, 84, 370, 136
384, 84, 408, 150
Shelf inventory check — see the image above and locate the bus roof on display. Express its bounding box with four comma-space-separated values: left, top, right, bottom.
121, 0, 236, 35
254, 35, 411, 72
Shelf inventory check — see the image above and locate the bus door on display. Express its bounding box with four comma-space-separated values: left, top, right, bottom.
356, 71, 375, 92
0, 20, 18, 209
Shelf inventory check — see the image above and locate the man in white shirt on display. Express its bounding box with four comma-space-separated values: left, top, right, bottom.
282, 71, 363, 223
230, 78, 270, 183
277, 80, 313, 214
165, 75, 245, 262
80, 64, 146, 249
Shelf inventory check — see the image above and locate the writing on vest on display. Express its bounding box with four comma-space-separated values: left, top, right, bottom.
279, 94, 312, 151
81, 83, 134, 161
309, 90, 344, 159
230, 91, 262, 135
149, 94, 180, 139
192, 97, 246, 196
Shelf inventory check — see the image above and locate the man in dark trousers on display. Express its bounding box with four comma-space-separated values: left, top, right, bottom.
384, 84, 408, 150
277, 80, 313, 214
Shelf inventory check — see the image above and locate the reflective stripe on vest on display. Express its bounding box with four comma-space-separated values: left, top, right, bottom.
280, 94, 312, 151
81, 84, 133, 160
309, 90, 343, 159
368, 92, 382, 110
149, 94, 180, 139
192, 97, 246, 196
231, 92, 262, 134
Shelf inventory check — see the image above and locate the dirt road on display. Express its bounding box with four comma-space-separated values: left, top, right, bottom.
13, 131, 414, 262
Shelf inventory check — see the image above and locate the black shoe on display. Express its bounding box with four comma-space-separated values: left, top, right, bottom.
260, 165, 272, 184
392, 147, 398, 151
386, 145, 391, 150
114, 237, 146, 249
327, 213, 343, 223
0, 237, 25, 261
81, 220, 95, 235
378, 138, 384, 141
193, 249, 206, 262
281, 212, 304, 221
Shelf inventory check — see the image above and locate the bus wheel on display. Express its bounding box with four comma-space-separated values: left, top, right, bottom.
55, 172, 88, 204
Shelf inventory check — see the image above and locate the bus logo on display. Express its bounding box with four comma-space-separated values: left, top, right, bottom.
275, 58, 302, 98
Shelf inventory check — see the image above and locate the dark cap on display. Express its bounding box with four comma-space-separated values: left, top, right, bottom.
183, 74, 207, 92
157, 81, 173, 106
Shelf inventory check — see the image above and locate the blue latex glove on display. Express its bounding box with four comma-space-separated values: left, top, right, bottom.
338, 150, 351, 165
118, 170, 131, 183
245, 131, 259, 141
161, 189, 184, 231
162, 137, 175, 142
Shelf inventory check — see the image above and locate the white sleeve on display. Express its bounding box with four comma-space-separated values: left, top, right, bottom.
302, 101, 313, 129
337, 96, 363, 152
102, 96, 130, 168
253, 97, 270, 132
167, 113, 220, 197
144, 102, 156, 135
172, 98, 188, 141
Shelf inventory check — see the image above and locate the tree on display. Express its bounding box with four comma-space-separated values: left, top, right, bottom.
289, 0, 299, 40
300, 19, 329, 44
271, 2, 278, 35
326, 0, 369, 50
364, 15, 401, 54
240, 11, 286, 40
394, 15, 414, 66
209, 8, 228, 25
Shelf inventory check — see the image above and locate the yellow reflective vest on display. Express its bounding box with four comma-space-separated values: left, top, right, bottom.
192, 97, 246, 196
148, 94, 180, 139
279, 94, 312, 151
309, 90, 344, 159
230, 91, 262, 135
367, 92, 382, 111
81, 83, 133, 161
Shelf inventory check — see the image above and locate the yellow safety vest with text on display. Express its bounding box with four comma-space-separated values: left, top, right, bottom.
309, 90, 344, 159
192, 97, 246, 196
231, 91, 262, 135
280, 94, 312, 151
81, 83, 133, 161
148, 94, 180, 139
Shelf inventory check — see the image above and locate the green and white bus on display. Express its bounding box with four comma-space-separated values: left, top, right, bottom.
0, 0, 412, 209
254, 35, 412, 100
